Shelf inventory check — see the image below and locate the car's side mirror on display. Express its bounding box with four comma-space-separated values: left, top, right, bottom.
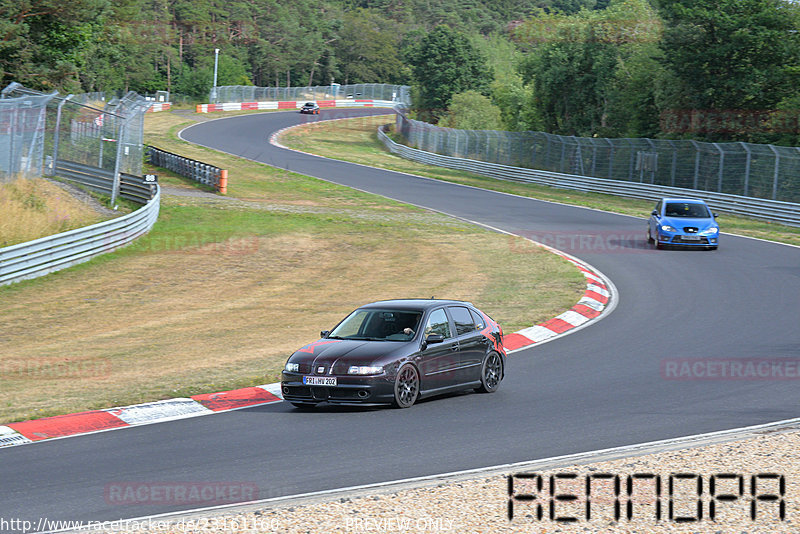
651, 210, 658, 217
713, 213, 719, 218
421, 334, 444, 350
321, 330, 330, 338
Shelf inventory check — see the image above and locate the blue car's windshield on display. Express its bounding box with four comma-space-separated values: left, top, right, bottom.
329, 309, 422, 342
664, 202, 711, 218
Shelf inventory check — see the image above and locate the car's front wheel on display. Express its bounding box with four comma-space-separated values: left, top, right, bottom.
647, 227, 654, 244
392, 363, 420, 408
476, 351, 503, 393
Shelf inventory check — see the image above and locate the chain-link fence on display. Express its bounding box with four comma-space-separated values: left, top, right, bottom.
396, 113, 800, 203
0, 83, 150, 190
211, 84, 411, 105
0, 85, 57, 180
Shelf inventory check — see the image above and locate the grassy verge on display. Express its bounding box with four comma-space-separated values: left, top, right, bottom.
0, 178, 110, 247
279, 114, 800, 247
0, 110, 584, 425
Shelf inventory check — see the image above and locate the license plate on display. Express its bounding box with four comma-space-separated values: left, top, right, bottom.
682, 235, 701, 241
303, 376, 337, 386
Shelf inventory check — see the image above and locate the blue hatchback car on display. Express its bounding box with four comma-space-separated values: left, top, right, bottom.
647, 198, 719, 250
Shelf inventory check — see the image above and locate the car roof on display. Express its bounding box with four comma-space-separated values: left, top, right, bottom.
661, 198, 708, 204
359, 299, 475, 311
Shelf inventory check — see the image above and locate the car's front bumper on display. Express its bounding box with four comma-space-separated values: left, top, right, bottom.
658, 233, 718, 246
281, 371, 396, 405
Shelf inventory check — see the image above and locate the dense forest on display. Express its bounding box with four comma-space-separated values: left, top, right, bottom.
2, 0, 799, 144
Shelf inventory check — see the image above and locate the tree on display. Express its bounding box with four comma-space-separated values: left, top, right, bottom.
515, 0, 665, 137
438, 90, 503, 130
657, 0, 800, 141
405, 25, 493, 122
334, 9, 408, 84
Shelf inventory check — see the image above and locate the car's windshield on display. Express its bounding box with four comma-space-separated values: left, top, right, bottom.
664, 202, 711, 218
329, 309, 422, 342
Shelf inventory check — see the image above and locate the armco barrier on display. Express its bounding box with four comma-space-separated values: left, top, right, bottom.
54, 160, 155, 204
0, 185, 160, 286
147, 146, 227, 193
196, 99, 396, 113
378, 126, 800, 227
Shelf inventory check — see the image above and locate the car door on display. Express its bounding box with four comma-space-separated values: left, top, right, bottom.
416, 307, 459, 391
447, 305, 489, 383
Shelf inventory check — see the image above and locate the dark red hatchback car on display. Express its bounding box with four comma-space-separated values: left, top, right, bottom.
281, 299, 505, 409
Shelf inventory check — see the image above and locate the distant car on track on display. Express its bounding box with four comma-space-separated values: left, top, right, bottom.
647, 198, 720, 250
281, 299, 506, 409
299, 102, 320, 114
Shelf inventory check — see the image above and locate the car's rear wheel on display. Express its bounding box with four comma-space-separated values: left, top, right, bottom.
392, 363, 419, 408
476, 351, 503, 393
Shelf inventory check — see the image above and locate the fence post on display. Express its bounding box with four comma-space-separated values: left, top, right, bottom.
111, 118, 126, 206
768, 145, 780, 200
690, 140, 701, 190
627, 139, 635, 181
713, 143, 724, 192
50, 94, 73, 175
667, 140, 677, 187
607, 139, 614, 179
740, 142, 751, 197
9, 105, 18, 176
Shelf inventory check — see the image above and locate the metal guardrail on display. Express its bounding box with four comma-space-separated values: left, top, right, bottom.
0, 185, 160, 286
54, 160, 156, 204
147, 146, 227, 193
378, 125, 800, 227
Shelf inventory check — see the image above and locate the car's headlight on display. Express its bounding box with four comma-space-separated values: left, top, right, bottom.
660, 225, 677, 232
348, 365, 383, 375
285, 362, 299, 372
700, 227, 719, 235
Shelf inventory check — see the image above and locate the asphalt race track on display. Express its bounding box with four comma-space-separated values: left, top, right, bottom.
2, 108, 799, 529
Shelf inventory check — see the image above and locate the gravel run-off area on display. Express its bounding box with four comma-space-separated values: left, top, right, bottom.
98, 423, 800, 534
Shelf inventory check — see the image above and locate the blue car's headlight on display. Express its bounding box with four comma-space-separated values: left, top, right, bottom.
660, 225, 677, 232
285, 362, 299, 372
700, 227, 719, 235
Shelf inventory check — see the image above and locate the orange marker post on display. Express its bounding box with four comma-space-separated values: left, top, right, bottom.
218, 169, 228, 194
